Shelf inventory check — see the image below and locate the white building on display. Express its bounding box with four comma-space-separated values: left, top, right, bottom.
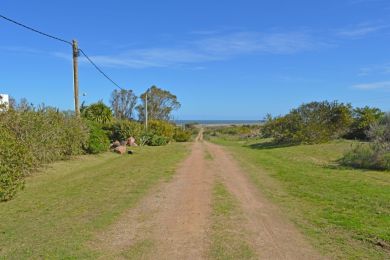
0, 94, 9, 111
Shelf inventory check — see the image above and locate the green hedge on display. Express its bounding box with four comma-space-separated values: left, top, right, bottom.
0, 108, 89, 201
85, 121, 110, 154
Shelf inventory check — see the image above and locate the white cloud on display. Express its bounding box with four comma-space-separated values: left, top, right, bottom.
353, 81, 390, 90
357, 63, 390, 76
60, 31, 327, 69
349, 0, 386, 4
337, 23, 388, 38
0, 46, 43, 54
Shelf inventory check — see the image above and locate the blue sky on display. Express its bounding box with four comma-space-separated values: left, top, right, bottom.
1, 0, 390, 120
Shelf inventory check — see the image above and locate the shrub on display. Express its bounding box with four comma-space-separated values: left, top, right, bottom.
84, 121, 110, 154
148, 120, 175, 141
0, 128, 32, 201
341, 113, 390, 170
263, 101, 352, 144
109, 120, 143, 142
345, 106, 384, 140
0, 103, 89, 201
148, 135, 169, 146
81, 101, 113, 124
174, 128, 192, 142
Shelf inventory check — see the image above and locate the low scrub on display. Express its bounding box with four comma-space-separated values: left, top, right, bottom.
0, 105, 89, 201
173, 128, 192, 142
341, 113, 390, 170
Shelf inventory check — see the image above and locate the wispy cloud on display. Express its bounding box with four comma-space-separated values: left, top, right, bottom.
353, 81, 390, 90
0, 46, 44, 55
357, 63, 390, 76
57, 31, 328, 69
349, 0, 386, 4
337, 23, 388, 38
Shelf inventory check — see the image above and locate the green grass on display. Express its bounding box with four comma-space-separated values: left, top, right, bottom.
204, 149, 214, 160
209, 136, 390, 259
209, 181, 256, 260
0, 144, 188, 259
122, 239, 154, 259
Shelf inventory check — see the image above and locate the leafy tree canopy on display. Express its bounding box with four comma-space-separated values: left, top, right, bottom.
137, 86, 181, 121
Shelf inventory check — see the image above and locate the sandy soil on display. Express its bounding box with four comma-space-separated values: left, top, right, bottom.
92, 130, 322, 259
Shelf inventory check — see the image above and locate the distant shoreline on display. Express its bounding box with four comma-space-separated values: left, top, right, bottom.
175, 120, 263, 126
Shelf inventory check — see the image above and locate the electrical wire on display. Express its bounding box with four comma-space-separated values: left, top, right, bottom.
0, 14, 72, 45
78, 49, 124, 90
0, 13, 123, 90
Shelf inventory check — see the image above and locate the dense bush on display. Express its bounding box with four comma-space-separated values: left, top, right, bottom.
148, 135, 169, 146
0, 106, 89, 201
341, 113, 390, 170
262, 101, 352, 144
173, 128, 192, 142
0, 127, 32, 201
84, 121, 110, 154
109, 120, 143, 142
345, 106, 384, 140
81, 101, 113, 124
147, 120, 175, 141
107, 119, 183, 145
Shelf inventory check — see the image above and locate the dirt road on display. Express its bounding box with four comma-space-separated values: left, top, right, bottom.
93, 130, 322, 259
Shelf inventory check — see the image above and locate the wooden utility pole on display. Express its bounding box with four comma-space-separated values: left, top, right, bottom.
145, 92, 148, 130
72, 39, 80, 117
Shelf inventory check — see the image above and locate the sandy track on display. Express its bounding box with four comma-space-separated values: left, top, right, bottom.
205, 141, 323, 259
93, 131, 214, 259
92, 131, 322, 259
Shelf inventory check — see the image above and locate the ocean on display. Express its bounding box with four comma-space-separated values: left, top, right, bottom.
175, 120, 262, 126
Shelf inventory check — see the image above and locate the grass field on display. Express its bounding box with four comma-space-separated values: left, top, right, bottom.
209, 182, 256, 259
0, 144, 188, 259
209, 136, 390, 259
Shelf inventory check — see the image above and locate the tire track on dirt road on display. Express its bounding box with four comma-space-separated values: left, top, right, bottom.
92, 130, 214, 259
204, 140, 323, 259
92, 130, 323, 259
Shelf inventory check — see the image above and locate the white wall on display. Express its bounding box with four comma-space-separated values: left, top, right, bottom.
0, 94, 9, 111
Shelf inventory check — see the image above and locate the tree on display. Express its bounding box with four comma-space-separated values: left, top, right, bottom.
81, 101, 113, 124
110, 89, 137, 120
137, 86, 181, 121
263, 101, 353, 144
346, 106, 384, 140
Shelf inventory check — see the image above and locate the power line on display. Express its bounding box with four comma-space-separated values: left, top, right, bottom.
78, 49, 124, 90
0, 14, 72, 46
0, 13, 123, 90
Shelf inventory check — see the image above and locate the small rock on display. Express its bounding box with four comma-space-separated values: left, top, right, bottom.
110, 140, 121, 149
114, 146, 126, 154
127, 136, 138, 146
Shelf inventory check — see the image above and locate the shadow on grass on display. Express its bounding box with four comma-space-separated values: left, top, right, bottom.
322, 160, 383, 173
248, 141, 297, 150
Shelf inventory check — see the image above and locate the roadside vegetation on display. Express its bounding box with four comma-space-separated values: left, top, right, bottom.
204, 100, 390, 258
0, 142, 188, 259
0, 86, 192, 201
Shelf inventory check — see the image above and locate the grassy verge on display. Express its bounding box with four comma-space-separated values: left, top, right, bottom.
209, 181, 256, 259
0, 144, 188, 259
209, 136, 390, 259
